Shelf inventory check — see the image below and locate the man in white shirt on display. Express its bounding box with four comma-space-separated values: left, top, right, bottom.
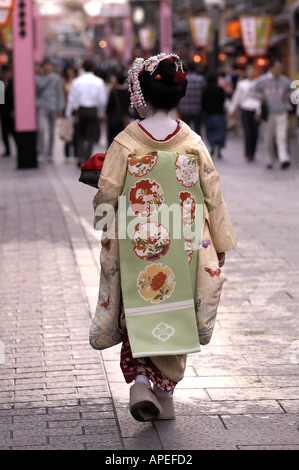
66, 59, 107, 165
228, 64, 261, 162
250, 60, 291, 169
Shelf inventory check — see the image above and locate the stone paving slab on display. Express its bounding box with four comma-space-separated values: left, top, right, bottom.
0, 157, 123, 450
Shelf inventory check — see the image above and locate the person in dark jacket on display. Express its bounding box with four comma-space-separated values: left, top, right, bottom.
178, 62, 206, 135
106, 71, 131, 146
0, 65, 16, 156
202, 74, 226, 159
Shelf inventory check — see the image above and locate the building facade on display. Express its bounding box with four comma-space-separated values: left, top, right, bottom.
171, 0, 299, 78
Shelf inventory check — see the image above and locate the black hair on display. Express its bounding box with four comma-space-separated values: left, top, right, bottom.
207, 72, 218, 86
139, 58, 188, 110
82, 59, 94, 72
269, 58, 282, 68
42, 57, 53, 66
187, 61, 196, 72
109, 70, 126, 85
62, 63, 76, 80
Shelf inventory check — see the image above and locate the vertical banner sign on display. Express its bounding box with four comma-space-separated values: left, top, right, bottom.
33, 6, 44, 63
13, 0, 36, 131
123, 16, 132, 63
139, 27, 156, 51
189, 17, 211, 48
160, 0, 172, 54
240, 15, 272, 57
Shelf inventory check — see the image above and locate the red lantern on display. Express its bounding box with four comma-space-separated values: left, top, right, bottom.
236, 55, 248, 66
256, 57, 269, 69
0, 0, 16, 28
218, 52, 227, 63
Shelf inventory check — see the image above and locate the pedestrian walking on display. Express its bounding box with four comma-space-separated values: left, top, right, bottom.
35, 58, 64, 163
89, 54, 236, 422
106, 70, 131, 146
250, 59, 292, 169
65, 59, 107, 166
178, 62, 206, 135
202, 73, 226, 159
61, 63, 77, 162
228, 64, 261, 161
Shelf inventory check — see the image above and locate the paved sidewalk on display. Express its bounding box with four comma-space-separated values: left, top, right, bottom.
0, 124, 299, 450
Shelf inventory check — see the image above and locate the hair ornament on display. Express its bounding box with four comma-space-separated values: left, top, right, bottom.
173, 70, 188, 83
168, 56, 188, 83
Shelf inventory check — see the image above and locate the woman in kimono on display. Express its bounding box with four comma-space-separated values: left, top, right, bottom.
90, 54, 236, 422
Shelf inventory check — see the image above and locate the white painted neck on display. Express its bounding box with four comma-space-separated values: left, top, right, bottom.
138, 107, 178, 141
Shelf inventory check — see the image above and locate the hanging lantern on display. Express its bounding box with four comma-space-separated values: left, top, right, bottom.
256, 57, 269, 69
189, 17, 211, 48
226, 20, 241, 39
236, 55, 248, 66
218, 52, 227, 63
0, 0, 16, 28
240, 15, 272, 57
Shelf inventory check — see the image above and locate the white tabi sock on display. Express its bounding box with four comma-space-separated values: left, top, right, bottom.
134, 375, 151, 389
153, 385, 172, 397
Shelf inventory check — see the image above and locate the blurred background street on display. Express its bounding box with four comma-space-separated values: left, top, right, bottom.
0, 0, 299, 452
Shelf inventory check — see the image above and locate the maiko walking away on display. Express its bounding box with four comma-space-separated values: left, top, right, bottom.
87, 53, 237, 423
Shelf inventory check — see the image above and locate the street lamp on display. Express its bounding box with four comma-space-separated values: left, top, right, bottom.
132, 5, 145, 25
204, 0, 225, 73
0, 0, 15, 28
83, 0, 102, 17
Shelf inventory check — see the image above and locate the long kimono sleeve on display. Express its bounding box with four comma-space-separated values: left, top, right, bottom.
93, 140, 129, 231
193, 139, 237, 253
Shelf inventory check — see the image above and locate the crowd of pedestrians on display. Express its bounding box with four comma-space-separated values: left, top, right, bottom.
0, 56, 297, 170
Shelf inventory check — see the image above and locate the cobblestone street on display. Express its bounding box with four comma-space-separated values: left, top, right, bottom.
0, 123, 299, 450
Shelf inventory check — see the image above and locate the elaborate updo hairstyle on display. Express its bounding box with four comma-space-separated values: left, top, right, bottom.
139, 57, 188, 110
128, 54, 188, 111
